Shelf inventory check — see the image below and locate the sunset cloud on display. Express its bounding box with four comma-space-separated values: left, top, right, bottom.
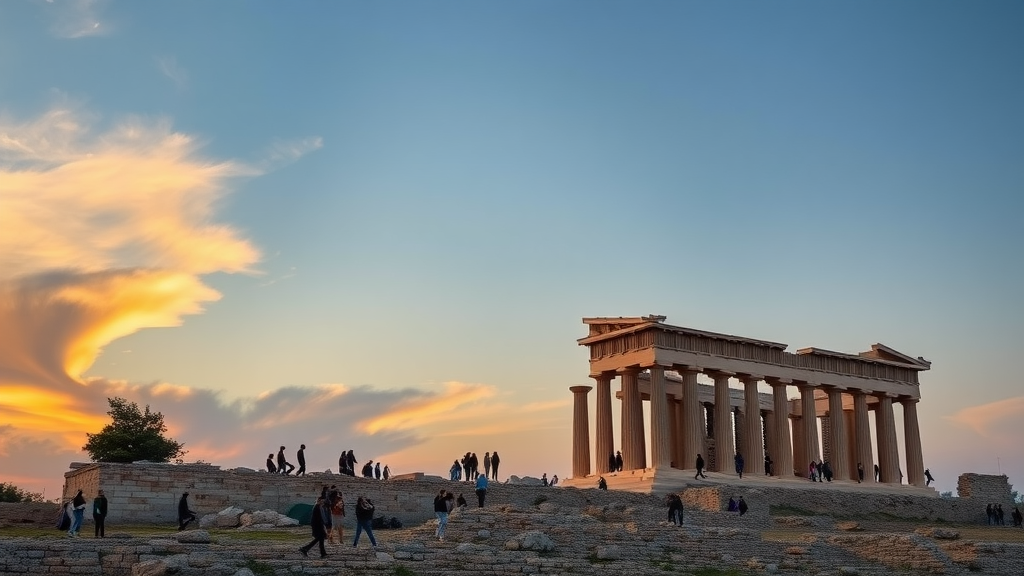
946, 396, 1024, 439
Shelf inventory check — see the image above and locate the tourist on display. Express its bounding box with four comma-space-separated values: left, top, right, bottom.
1012, 507, 1022, 528
815, 461, 824, 482
738, 496, 749, 516
352, 496, 378, 549
874, 464, 880, 482
346, 450, 358, 476
598, 477, 608, 490
925, 468, 935, 486
92, 489, 108, 538
987, 503, 995, 525
328, 490, 345, 545
450, 460, 461, 481
278, 446, 295, 475
996, 504, 1005, 526
470, 453, 479, 480
542, 473, 549, 486
68, 489, 86, 537
609, 453, 617, 473
362, 460, 374, 478
695, 454, 707, 479
462, 453, 471, 481
456, 493, 467, 509
551, 474, 559, 486
383, 465, 391, 480
823, 461, 833, 482
296, 444, 306, 477
764, 454, 773, 476
177, 492, 196, 531
666, 493, 684, 526
484, 452, 492, 480
614, 451, 624, 472
475, 470, 489, 507
857, 462, 864, 483
808, 462, 817, 482
491, 451, 501, 480
727, 497, 738, 512
299, 496, 332, 558
433, 489, 450, 541
375, 462, 381, 480
734, 453, 744, 479
59, 499, 73, 533
338, 451, 348, 476
266, 454, 277, 473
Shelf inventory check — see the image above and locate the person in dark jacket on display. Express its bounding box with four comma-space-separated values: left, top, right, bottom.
352, 496, 378, 549
734, 453, 745, 479
299, 496, 332, 558
362, 460, 374, 478
92, 489, 108, 538
278, 446, 295, 475
738, 496, 749, 516
433, 489, 451, 541
490, 451, 501, 480
614, 451, 624, 472
695, 454, 707, 479
266, 454, 277, 473
375, 462, 381, 480
177, 492, 196, 531
598, 476, 608, 490
296, 444, 306, 476
69, 489, 86, 537
666, 494, 684, 526
608, 453, 617, 473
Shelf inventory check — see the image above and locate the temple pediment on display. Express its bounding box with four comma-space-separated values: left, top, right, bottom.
859, 344, 931, 369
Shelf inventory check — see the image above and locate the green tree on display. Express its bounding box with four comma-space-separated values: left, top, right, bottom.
83, 397, 186, 463
0, 482, 45, 503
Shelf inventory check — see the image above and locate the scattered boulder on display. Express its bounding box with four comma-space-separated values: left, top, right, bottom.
506, 530, 554, 552
595, 545, 622, 560
176, 529, 211, 544
836, 521, 862, 531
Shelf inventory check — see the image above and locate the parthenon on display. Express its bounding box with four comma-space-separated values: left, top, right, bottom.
568, 316, 931, 487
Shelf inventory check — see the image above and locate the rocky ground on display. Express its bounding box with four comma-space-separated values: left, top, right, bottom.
1, 500, 1023, 576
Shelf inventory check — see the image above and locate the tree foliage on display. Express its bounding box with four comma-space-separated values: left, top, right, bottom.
83, 397, 186, 463
0, 482, 45, 503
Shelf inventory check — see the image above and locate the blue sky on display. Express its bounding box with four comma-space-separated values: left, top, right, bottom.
0, 0, 1021, 499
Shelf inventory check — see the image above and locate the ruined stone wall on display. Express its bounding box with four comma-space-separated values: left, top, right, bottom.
957, 473, 1013, 504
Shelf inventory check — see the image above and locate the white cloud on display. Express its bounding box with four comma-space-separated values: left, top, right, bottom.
47, 0, 108, 39
157, 56, 188, 90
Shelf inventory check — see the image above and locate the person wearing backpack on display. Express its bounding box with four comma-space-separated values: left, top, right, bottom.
352, 496, 378, 550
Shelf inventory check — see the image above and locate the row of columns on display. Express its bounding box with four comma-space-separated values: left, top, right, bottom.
569, 366, 925, 487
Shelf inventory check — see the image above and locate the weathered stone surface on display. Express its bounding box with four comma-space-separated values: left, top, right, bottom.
175, 529, 211, 544
836, 521, 862, 531
595, 545, 622, 559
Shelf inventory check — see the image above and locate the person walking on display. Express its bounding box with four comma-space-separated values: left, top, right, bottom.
490, 451, 501, 481
296, 444, 307, 476
352, 497, 378, 550
734, 453, 745, 479
925, 468, 935, 486
68, 489, 86, 537
92, 489, 108, 538
475, 471, 488, 507
433, 489, 450, 541
299, 496, 332, 558
484, 452, 492, 480
857, 462, 864, 483
278, 446, 295, 475
177, 492, 197, 531
695, 454, 707, 479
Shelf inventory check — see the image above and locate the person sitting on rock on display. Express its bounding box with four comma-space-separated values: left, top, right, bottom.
727, 497, 738, 512
738, 496, 749, 516
598, 477, 608, 490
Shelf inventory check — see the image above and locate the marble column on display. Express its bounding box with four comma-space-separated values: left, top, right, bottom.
619, 367, 646, 471
768, 379, 794, 478
763, 410, 776, 473
711, 371, 735, 472
668, 396, 680, 468
798, 383, 821, 472
649, 366, 671, 469
852, 390, 874, 483
875, 394, 900, 484
679, 367, 703, 471
594, 373, 614, 474
740, 375, 764, 474
826, 387, 850, 481
902, 398, 926, 487
844, 410, 858, 481
790, 415, 805, 476
570, 386, 592, 478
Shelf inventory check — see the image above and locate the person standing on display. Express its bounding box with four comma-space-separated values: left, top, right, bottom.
490, 451, 501, 481
484, 452, 492, 480
695, 454, 707, 479
874, 464, 880, 482
296, 444, 307, 477
352, 497, 378, 550
666, 494, 684, 526
433, 489, 450, 541
614, 451, 623, 472
278, 446, 295, 475
608, 453, 617, 473
383, 465, 391, 480
328, 489, 345, 545
375, 462, 381, 480
92, 489, 108, 538
177, 492, 197, 531
299, 496, 332, 558
362, 460, 374, 478
475, 470, 488, 507
925, 468, 935, 486
68, 489, 86, 537
346, 450, 358, 476
734, 453, 745, 479
857, 462, 864, 483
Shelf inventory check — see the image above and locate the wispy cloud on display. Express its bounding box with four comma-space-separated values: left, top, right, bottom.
156, 56, 188, 90
46, 0, 108, 39
260, 137, 323, 171
946, 396, 1024, 439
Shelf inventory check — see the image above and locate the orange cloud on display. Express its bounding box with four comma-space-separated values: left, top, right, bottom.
946, 396, 1024, 439
358, 382, 498, 434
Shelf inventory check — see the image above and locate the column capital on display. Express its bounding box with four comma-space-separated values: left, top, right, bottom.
569, 385, 593, 394
616, 365, 641, 375
640, 361, 671, 369
765, 377, 792, 386
736, 373, 764, 383
874, 391, 898, 399
589, 371, 615, 381
899, 396, 920, 405
821, 384, 847, 392
672, 364, 703, 374
795, 380, 819, 390
705, 369, 735, 379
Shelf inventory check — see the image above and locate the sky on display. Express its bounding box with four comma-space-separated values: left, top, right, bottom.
0, 1, 1022, 501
